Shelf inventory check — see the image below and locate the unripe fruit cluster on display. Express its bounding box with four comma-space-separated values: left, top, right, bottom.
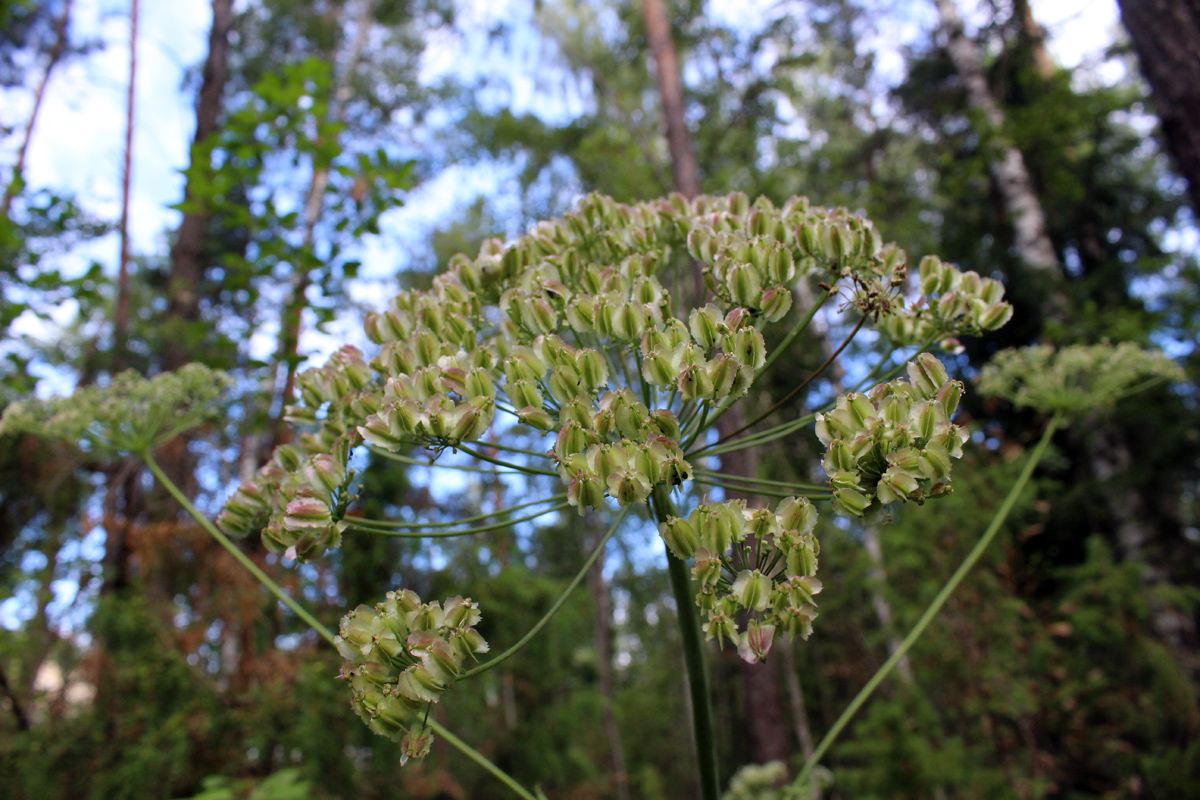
817, 354, 968, 517
335, 590, 489, 762
660, 496, 822, 663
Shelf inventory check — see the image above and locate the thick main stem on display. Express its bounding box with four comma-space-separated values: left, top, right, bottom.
653, 486, 719, 800
796, 415, 1062, 786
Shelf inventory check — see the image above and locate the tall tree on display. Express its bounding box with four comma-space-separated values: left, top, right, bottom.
932, 0, 1059, 280
163, 0, 235, 373
1117, 0, 1200, 214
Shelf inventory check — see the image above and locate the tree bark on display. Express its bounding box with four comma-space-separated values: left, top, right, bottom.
113, 0, 138, 373
2, 0, 72, 218
163, 0, 236, 373
273, 0, 373, 444
1116, 0, 1200, 214
933, 0, 1060, 276
862, 526, 914, 684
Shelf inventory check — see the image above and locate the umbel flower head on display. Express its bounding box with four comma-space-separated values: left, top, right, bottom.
222, 192, 1011, 561
978, 343, 1184, 418
0, 364, 232, 457
660, 495, 822, 662
335, 589, 489, 761
816, 353, 968, 517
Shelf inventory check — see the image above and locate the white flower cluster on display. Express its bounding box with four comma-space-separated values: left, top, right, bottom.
0, 364, 231, 456
978, 342, 1183, 417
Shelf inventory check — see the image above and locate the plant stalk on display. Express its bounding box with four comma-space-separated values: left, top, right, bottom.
795, 414, 1061, 787
652, 486, 720, 800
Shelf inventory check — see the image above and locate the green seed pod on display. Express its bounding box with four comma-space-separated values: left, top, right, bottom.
659, 516, 699, 560
832, 487, 872, 517
517, 406, 557, 431
689, 305, 723, 350
759, 286, 793, 322
732, 570, 772, 613
727, 263, 763, 307
576, 349, 608, 392
907, 353, 950, 399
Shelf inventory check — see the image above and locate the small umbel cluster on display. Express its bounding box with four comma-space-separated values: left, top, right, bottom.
817, 353, 968, 517
978, 342, 1184, 418
878, 256, 1012, 347
0, 364, 231, 456
660, 496, 822, 663
335, 590, 489, 763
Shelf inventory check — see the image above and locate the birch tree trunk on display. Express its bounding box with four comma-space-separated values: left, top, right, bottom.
587, 516, 632, 800
933, 0, 1060, 276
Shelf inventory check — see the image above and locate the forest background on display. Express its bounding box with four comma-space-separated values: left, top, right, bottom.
1, 0, 1199, 798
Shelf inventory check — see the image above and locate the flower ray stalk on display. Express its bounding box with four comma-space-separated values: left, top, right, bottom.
143, 452, 539, 800
461, 507, 630, 679
346, 502, 573, 538
346, 493, 567, 529
795, 414, 1062, 788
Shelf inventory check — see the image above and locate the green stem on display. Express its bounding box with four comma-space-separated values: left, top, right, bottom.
652, 486, 720, 800
758, 289, 831, 380
461, 508, 629, 679
346, 494, 567, 529
144, 453, 337, 647
795, 415, 1062, 787
145, 452, 540, 800
691, 478, 829, 501
347, 502, 572, 538
454, 443, 560, 477
426, 720, 537, 800
369, 449, 516, 476
691, 469, 826, 494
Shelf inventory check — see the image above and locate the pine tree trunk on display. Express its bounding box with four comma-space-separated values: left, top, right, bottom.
273, 0, 373, 444
163, 0, 235, 373
113, 0, 138, 373
2, 0, 72, 217
642, 0, 792, 765
1117, 0, 1200, 214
